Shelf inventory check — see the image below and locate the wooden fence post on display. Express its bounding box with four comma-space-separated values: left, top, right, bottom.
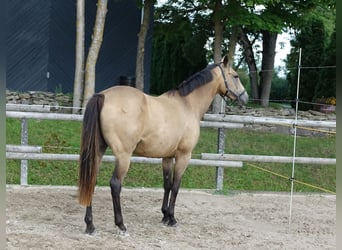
216, 127, 225, 190
20, 118, 28, 185
215, 98, 225, 191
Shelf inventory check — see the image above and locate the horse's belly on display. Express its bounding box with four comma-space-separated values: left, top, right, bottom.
133, 138, 178, 158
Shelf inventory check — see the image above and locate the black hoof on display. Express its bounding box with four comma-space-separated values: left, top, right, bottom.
117, 223, 127, 232
167, 218, 177, 227
161, 215, 177, 227
161, 216, 169, 224
85, 224, 96, 235
116, 223, 129, 236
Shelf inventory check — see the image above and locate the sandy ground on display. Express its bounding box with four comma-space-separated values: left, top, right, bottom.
6, 185, 335, 250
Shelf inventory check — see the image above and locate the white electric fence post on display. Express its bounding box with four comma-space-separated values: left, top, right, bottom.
289, 48, 302, 227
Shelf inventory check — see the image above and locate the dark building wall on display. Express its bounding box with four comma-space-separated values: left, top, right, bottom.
47, 0, 77, 93
6, 0, 152, 94
7, 0, 51, 91
87, 0, 141, 92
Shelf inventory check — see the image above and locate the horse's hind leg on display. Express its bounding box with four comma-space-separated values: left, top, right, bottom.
85, 204, 95, 234
110, 154, 130, 233
161, 157, 174, 224
166, 153, 191, 226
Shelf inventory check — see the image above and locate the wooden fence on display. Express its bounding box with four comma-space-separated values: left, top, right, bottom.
6, 105, 336, 189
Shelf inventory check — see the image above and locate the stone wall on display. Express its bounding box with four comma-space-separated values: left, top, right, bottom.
6, 90, 336, 136
6, 90, 73, 113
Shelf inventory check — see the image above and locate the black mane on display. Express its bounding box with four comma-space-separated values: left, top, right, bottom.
175, 64, 217, 96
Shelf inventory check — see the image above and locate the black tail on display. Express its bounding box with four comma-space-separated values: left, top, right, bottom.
78, 93, 106, 206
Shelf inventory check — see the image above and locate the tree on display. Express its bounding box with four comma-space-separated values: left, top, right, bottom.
237, 27, 259, 101
153, 0, 331, 107
151, 3, 209, 94
315, 28, 336, 99
211, 0, 224, 113
135, 0, 154, 92
154, 0, 283, 106
287, 14, 335, 110
259, 30, 277, 106
270, 71, 288, 101
237, 0, 330, 106
72, 0, 85, 114
82, 0, 108, 111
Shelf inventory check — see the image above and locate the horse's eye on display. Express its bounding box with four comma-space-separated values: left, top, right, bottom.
234, 75, 239, 79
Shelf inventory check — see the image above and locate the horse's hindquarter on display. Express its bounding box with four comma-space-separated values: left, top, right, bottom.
100, 86, 148, 155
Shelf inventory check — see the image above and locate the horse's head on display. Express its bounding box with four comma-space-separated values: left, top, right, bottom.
217, 55, 249, 106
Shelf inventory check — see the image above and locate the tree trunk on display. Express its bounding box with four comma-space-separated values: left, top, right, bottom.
212, 0, 224, 113
82, 0, 108, 110
135, 0, 152, 92
227, 26, 238, 64
73, 0, 85, 114
226, 0, 240, 64
259, 31, 277, 107
237, 28, 259, 102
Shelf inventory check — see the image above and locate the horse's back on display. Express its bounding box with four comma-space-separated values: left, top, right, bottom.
101, 86, 145, 107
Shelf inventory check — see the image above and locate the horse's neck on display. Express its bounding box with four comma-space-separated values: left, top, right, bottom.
186, 79, 219, 119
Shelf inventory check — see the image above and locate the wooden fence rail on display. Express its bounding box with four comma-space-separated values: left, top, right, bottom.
201, 153, 336, 165
6, 144, 42, 153
6, 104, 51, 113
6, 111, 244, 129
203, 113, 336, 128
6, 111, 337, 128
6, 152, 243, 167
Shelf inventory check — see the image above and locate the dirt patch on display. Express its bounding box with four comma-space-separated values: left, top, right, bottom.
6, 185, 335, 249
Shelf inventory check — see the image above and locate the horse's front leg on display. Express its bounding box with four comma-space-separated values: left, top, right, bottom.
161, 157, 174, 224
110, 156, 130, 234
166, 153, 191, 226
84, 203, 96, 234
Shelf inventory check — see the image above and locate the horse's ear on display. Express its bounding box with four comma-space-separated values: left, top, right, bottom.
222, 55, 229, 67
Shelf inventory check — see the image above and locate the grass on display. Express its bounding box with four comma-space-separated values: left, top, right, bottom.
6, 118, 336, 193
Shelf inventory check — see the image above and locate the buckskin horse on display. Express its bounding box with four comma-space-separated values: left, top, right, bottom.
78, 55, 248, 235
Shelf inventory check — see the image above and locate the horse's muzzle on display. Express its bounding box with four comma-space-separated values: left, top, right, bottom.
238, 91, 249, 106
